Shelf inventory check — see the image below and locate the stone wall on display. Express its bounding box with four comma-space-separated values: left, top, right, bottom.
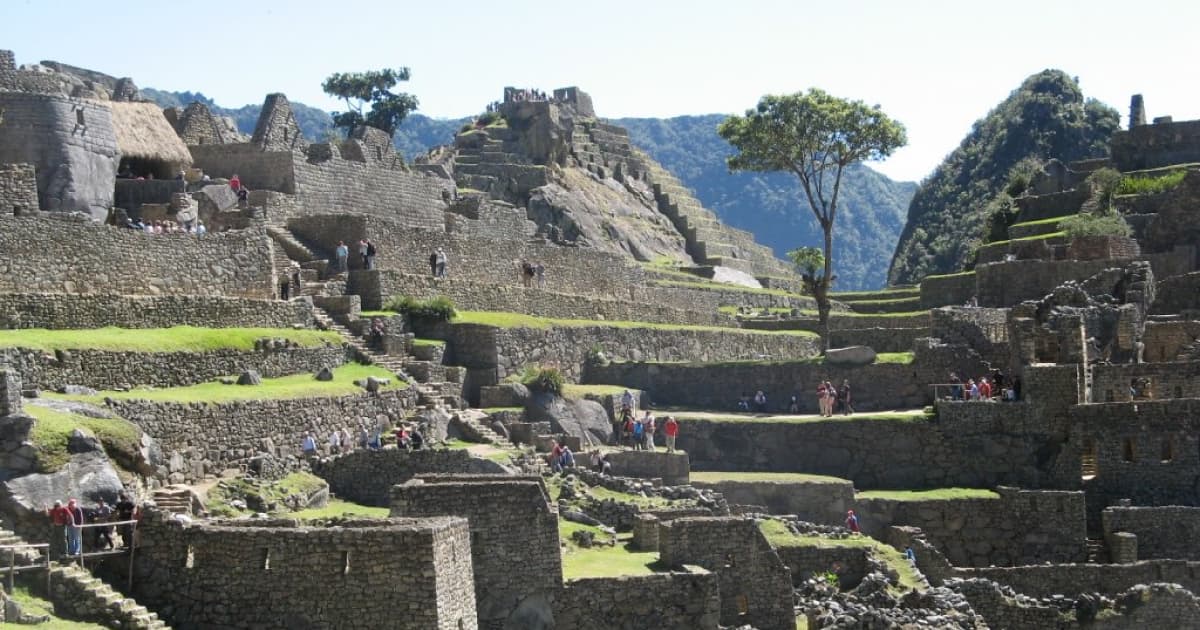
775, 544, 871, 588
4, 343, 345, 390
0, 215, 277, 298
352, 270, 726, 326
390, 477, 561, 627
956, 560, 1200, 599
1102, 505, 1200, 561
828, 327, 927, 353
0, 293, 315, 330
1091, 361, 1200, 402
132, 512, 477, 630
1111, 119, 1200, 171
106, 388, 417, 479
931, 307, 1011, 367
1152, 271, 1200, 314
604, 451, 689, 485
742, 311, 931, 332
1143, 320, 1200, 362
976, 259, 1118, 308
554, 571, 721, 630
189, 144, 296, 192
311, 449, 509, 506
689, 477, 853, 525
0, 163, 38, 214
0, 92, 117, 218
854, 487, 1086, 567
658, 516, 794, 630
920, 272, 977, 309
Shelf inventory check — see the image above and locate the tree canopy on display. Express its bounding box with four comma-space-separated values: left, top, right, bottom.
321, 68, 418, 138
719, 89, 906, 335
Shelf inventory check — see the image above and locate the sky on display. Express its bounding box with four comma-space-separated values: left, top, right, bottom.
3, 0, 1197, 182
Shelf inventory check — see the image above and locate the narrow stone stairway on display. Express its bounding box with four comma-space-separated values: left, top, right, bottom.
50, 562, 170, 629
1085, 537, 1109, 563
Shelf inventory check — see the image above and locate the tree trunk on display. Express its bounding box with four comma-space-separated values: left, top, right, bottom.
817, 223, 834, 352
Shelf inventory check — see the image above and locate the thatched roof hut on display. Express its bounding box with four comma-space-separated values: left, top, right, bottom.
107, 101, 192, 168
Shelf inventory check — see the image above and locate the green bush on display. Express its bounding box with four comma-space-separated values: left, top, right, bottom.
1116, 170, 1187, 195
1004, 157, 1044, 198
982, 193, 1018, 243
520, 365, 565, 395
459, 123, 473, 133
478, 111, 501, 126
382, 295, 457, 321
1058, 213, 1132, 239
1081, 167, 1123, 214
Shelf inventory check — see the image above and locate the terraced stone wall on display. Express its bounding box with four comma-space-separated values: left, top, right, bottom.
1102, 505, 1200, 561
1153, 271, 1200, 315
311, 449, 508, 506
955, 560, 1200, 599
0, 163, 38, 214
1111, 119, 1200, 171
0, 293, 315, 329
1091, 361, 1200, 402
1142, 320, 1200, 362
828, 327, 927, 353
689, 477, 853, 525
976, 259, 1117, 308
920, 272, 977, 309
555, 571, 721, 630
132, 512, 477, 630
3, 343, 345, 390
0, 215, 276, 298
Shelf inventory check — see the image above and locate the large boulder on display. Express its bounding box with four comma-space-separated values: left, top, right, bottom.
0, 451, 125, 534
825, 346, 877, 367
237, 370, 263, 386
525, 392, 609, 446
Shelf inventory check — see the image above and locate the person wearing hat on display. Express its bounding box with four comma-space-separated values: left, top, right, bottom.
845, 509, 860, 534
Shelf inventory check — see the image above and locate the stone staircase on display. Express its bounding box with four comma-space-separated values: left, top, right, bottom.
1085, 536, 1109, 563
150, 486, 198, 516
50, 562, 169, 629
452, 127, 548, 201
455, 409, 518, 449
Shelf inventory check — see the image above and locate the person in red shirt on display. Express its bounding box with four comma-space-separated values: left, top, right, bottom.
664, 416, 679, 453
47, 500, 70, 558
845, 509, 861, 534
229, 174, 242, 192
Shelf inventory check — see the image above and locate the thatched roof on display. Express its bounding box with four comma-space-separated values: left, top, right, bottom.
108, 101, 192, 165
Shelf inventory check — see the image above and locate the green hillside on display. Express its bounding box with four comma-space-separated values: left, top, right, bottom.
887, 70, 1120, 285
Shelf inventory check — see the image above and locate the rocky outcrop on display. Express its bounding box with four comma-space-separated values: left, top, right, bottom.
524, 392, 609, 446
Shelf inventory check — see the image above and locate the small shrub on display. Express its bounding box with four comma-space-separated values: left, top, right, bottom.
1081, 167, 1123, 214
1116, 170, 1187, 195
459, 123, 473, 133
521, 365, 564, 395
478, 111, 502, 126
1058, 213, 1132, 239
382, 295, 457, 321
820, 570, 840, 589
1004, 157, 1044, 198
982, 194, 1018, 243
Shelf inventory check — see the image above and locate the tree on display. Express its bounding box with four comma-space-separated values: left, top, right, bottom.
718, 89, 906, 349
322, 68, 418, 138
787, 246, 829, 300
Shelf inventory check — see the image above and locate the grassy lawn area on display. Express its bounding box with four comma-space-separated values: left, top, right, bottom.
562, 383, 629, 399
8, 585, 106, 629
856, 488, 1000, 501
922, 270, 975, 280
719, 305, 794, 316
795, 309, 929, 319
673, 409, 932, 425
587, 484, 678, 508
453, 310, 818, 337
25, 405, 141, 473
1008, 215, 1072, 229
0, 326, 342, 353
359, 310, 398, 318
559, 519, 660, 580
784, 352, 914, 365
758, 520, 924, 592
411, 338, 446, 347
831, 287, 920, 299
979, 230, 1066, 250
838, 297, 921, 306
291, 498, 389, 520
47, 364, 405, 405
650, 278, 806, 299
690, 471, 849, 484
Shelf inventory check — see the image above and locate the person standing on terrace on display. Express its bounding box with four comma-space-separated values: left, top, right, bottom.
335, 241, 349, 272
664, 416, 679, 453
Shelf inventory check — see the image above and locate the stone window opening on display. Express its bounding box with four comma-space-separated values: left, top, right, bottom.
342, 550, 350, 575
1081, 438, 1099, 480
262, 547, 271, 570
75, 107, 85, 127
735, 594, 749, 616
1122, 438, 1136, 463
725, 553, 736, 568
1162, 437, 1175, 463
185, 545, 194, 569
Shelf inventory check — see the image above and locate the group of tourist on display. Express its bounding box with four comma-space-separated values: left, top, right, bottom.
948, 370, 1021, 402
548, 440, 576, 472
507, 88, 552, 103
614, 391, 680, 452
817, 380, 853, 416
46, 493, 137, 557
302, 423, 428, 457
519, 260, 546, 288
119, 217, 207, 235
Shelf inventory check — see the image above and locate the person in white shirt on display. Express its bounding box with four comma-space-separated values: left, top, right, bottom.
329, 429, 342, 455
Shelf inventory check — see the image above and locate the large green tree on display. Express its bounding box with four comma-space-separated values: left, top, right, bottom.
718, 89, 906, 346
321, 68, 418, 138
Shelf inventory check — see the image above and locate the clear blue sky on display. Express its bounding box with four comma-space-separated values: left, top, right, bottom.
3, 0, 1196, 182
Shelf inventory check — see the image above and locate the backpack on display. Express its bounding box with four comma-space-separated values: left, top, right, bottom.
367, 243, 376, 256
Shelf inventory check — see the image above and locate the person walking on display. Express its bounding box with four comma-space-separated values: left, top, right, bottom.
429, 250, 438, 276
335, 241, 349, 273
328, 429, 342, 455
365, 240, 377, 270
65, 499, 84, 557
664, 416, 679, 453
643, 411, 656, 451
358, 239, 369, 269
435, 248, 448, 278
115, 493, 135, 549
838, 380, 854, 416
92, 499, 114, 550
301, 432, 317, 457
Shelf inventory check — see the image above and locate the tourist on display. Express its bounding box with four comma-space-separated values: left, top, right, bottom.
1012, 377, 1022, 401
664, 416, 679, 453
115, 493, 135, 549
905, 546, 916, 564
410, 427, 425, 450
600, 453, 612, 475
328, 429, 342, 455
979, 377, 992, 401
359, 426, 370, 450
753, 390, 768, 413
229, 174, 242, 193
358, 240, 369, 268
429, 250, 438, 276
967, 379, 979, 401
788, 395, 800, 414
991, 369, 1005, 393
65, 499, 84, 557
195, 220, 206, 236
301, 432, 317, 457
520, 260, 534, 287
643, 411, 656, 450
363, 240, 376, 270
825, 381, 837, 416
335, 241, 349, 272
339, 427, 353, 452
550, 440, 564, 472
395, 425, 410, 450
47, 500, 70, 557
535, 261, 545, 288
560, 445, 576, 469
845, 509, 860, 534
817, 381, 828, 416
370, 318, 386, 348
435, 248, 448, 278
737, 392, 750, 411
837, 380, 853, 415
631, 417, 645, 451
622, 413, 635, 448
620, 389, 634, 413
91, 499, 114, 550
590, 449, 602, 472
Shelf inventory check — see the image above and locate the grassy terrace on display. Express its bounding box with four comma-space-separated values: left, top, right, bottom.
979, 230, 1066, 250
672, 409, 932, 425
8, 585, 105, 629
562, 383, 629, 399
0, 326, 343, 353
25, 405, 141, 473
290, 499, 389, 520
757, 520, 924, 592
691, 471, 848, 484
47, 363, 404, 405
831, 287, 920, 299
560, 519, 660, 579
649, 278, 807, 299
632, 351, 913, 367
794, 309, 928, 319
922, 270, 975, 281
1008, 215, 1071, 229
856, 488, 999, 501
453, 310, 818, 336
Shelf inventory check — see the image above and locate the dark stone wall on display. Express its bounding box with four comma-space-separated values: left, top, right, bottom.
1103, 506, 1200, 561
0, 163, 39, 215
0, 293, 314, 330
555, 572, 721, 630
311, 449, 508, 506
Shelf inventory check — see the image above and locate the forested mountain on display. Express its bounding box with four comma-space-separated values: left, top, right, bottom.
146, 91, 915, 289
887, 70, 1121, 285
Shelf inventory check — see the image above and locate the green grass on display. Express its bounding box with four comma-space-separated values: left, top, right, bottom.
1116, 169, 1187, 195
831, 287, 921, 299
922, 270, 976, 280
838, 297, 920, 306
48, 364, 405, 405
1008, 215, 1072, 229
411, 338, 446, 347
0, 326, 342, 353
650, 278, 807, 299
856, 488, 1000, 501
291, 499, 389, 520
978, 230, 1066, 249
453, 310, 818, 337
674, 410, 932, 425
560, 519, 660, 580
562, 383, 630, 399
690, 471, 849, 484
359, 310, 397, 318
7, 585, 107, 629
208, 472, 332, 517
757, 520, 924, 592
794, 309, 929, 319
482, 406, 523, 414
587, 484, 677, 508
25, 405, 141, 473
785, 352, 914, 365
720, 305, 794, 316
